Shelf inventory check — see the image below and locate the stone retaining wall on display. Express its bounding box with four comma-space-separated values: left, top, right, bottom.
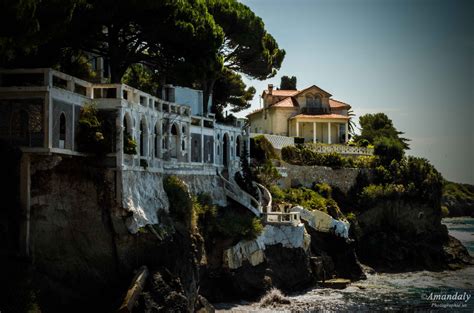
279, 163, 370, 193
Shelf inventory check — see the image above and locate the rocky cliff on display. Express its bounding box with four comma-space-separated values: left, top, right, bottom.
354, 199, 473, 272
4, 155, 208, 312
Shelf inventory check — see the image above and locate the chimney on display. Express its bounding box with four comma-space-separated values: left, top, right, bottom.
268, 84, 273, 95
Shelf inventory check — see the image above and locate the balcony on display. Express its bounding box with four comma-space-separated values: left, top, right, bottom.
300, 107, 330, 115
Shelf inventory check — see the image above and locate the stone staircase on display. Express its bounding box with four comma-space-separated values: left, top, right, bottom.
218, 172, 262, 216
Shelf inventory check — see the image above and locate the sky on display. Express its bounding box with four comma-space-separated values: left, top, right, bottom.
237, 0, 474, 184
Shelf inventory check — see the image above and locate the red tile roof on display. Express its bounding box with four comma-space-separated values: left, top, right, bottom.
271, 97, 298, 108
329, 99, 351, 109
290, 113, 350, 120
263, 89, 299, 97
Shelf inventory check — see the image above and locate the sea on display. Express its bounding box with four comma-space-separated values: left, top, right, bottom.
215, 217, 474, 312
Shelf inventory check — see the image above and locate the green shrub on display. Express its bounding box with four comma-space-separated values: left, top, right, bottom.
256, 159, 282, 187
269, 185, 285, 201
359, 183, 406, 207
215, 209, 263, 240
401, 156, 443, 205
321, 152, 345, 168
250, 135, 278, 163
346, 212, 357, 223
313, 183, 332, 198
124, 133, 137, 155
76, 102, 107, 154
193, 193, 217, 232
235, 143, 255, 195
353, 155, 378, 168
282, 145, 347, 169
374, 165, 392, 184
357, 139, 370, 147
281, 145, 302, 165
374, 137, 404, 166
276, 187, 328, 212
443, 181, 474, 201
294, 137, 305, 144
163, 176, 193, 228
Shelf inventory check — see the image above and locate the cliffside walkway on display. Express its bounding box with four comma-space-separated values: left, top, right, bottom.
255, 182, 301, 226
218, 173, 301, 226
218, 172, 262, 216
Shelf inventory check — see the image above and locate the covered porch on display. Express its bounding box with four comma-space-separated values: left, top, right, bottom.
289, 114, 350, 144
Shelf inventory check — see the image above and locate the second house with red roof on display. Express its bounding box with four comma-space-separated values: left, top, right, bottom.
247, 84, 351, 144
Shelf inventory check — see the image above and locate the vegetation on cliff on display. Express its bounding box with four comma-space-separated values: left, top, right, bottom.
442, 181, 474, 217
164, 176, 263, 241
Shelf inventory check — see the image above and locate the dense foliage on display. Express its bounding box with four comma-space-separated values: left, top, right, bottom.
443, 181, 474, 202
1, 0, 284, 116
281, 145, 377, 169
193, 193, 263, 240
214, 209, 263, 240
76, 103, 107, 154
234, 143, 256, 196
270, 184, 344, 219
359, 156, 444, 208
249, 136, 278, 163
280, 75, 297, 90
163, 176, 193, 228
355, 113, 409, 150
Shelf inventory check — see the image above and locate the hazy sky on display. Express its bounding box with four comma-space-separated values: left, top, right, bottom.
238, 0, 474, 184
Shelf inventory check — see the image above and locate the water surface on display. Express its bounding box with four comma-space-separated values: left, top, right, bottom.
215, 217, 474, 312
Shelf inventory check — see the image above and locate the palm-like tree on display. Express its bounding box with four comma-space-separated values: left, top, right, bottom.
347, 108, 357, 137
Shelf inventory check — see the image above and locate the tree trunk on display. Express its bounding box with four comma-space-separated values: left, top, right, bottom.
202, 78, 216, 115
108, 25, 126, 84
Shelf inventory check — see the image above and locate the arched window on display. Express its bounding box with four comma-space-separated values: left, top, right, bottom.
123, 113, 133, 153
170, 123, 179, 158
140, 119, 148, 157
59, 113, 66, 148
315, 95, 322, 107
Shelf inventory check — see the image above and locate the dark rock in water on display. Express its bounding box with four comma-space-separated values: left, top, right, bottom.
306, 225, 366, 281
195, 295, 215, 313
200, 245, 313, 302
355, 199, 473, 272
136, 270, 189, 313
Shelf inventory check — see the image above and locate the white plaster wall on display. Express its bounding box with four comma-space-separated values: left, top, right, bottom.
223, 224, 311, 269
177, 174, 227, 207
174, 86, 211, 116
121, 170, 169, 233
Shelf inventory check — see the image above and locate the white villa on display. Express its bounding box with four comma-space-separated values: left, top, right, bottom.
0, 68, 247, 175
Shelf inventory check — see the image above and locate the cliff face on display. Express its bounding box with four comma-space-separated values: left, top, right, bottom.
354, 199, 473, 272
25, 155, 206, 312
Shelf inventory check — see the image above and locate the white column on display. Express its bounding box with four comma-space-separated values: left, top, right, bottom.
312, 122, 316, 143
296, 121, 300, 137
200, 118, 204, 163
345, 122, 349, 143
328, 122, 332, 144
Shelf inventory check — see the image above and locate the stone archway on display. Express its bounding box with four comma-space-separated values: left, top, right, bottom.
170, 123, 179, 159
223, 133, 230, 168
